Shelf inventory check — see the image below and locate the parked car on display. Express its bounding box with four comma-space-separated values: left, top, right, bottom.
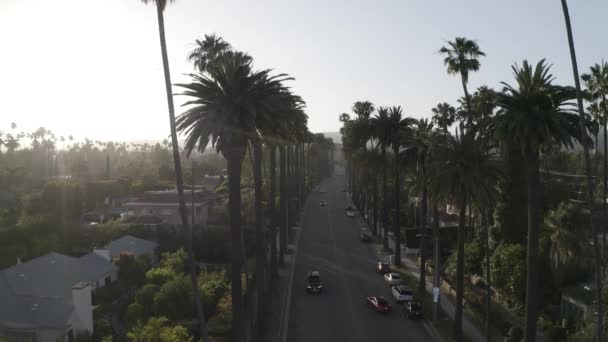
360, 231, 371, 242
376, 262, 390, 274
320, 201, 327, 207
366, 296, 391, 314
401, 301, 423, 319
391, 285, 414, 303
346, 211, 355, 217
384, 272, 403, 286
305, 271, 323, 294
319, 188, 328, 193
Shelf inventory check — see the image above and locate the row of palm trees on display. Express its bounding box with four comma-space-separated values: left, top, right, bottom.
340, 50, 603, 342
140, 2, 334, 341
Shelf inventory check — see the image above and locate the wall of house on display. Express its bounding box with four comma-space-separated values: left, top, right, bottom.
128, 203, 209, 226
0, 327, 37, 342
36, 328, 65, 342
70, 283, 93, 334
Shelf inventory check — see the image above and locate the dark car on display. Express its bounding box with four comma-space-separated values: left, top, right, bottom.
320, 201, 327, 207
401, 301, 423, 319
305, 271, 323, 294
376, 262, 390, 274
366, 296, 391, 314
360, 231, 371, 242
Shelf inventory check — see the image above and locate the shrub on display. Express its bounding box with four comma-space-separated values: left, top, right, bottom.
491, 243, 526, 311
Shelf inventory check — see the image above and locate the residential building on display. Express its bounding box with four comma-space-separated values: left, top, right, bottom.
124, 189, 216, 226
104, 235, 159, 264
0, 252, 117, 342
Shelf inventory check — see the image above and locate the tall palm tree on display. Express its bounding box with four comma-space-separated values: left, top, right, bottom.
431, 102, 457, 132
561, 2, 603, 340
439, 37, 485, 128
582, 61, 608, 256
371, 107, 393, 249
408, 118, 447, 290
488, 59, 582, 342
176, 51, 293, 342
187, 33, 232, 72
428, 129, 500, 340
387, 106, 415, 266
139, 0, 207, 340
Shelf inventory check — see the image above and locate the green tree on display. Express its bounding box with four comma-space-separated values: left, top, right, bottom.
491, 243, 527, 310
127, 317, 192, 342
489, 59, 582, 342
439, 37, 486, 128
431, 102, 456, 131
370, 107, 392, 250
138, 0, 206, 339
153, 275, 195, 321
187, 33, 232, 72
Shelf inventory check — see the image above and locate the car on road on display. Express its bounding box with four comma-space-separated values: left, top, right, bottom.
391, 285, 414, 303
318, 188, 328, 193
366, 296, 391, 314
305, 271, 323, 294
360, 230, 371, 242
376, 262, 390, 274
401, 301, 423, 319
384, 272, 403, 286
346, 210, 355, 217
320, 201, 327, 207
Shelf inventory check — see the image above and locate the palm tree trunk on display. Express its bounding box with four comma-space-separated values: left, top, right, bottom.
269, 145, 278, 278
483, 210, 491, 342
454, 190, 467, 341
432, 203, 441, 322
561, 2, 603, 341
602, 94, 608, 257
226, 148, 246, 342
279, 146, 287, 266
461, 76, 473, 129
419, 162, 428, 291
382, 148, 389, 250
393, 145, 402, 266
253, 141, 265, 340
155, 4, 207, 341
523, 150, 540, 342
373, 172, 379, 236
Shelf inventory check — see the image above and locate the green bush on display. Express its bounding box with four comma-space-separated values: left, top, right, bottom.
491, 243, 526, 311
153, 275, 195, 321
125, 302, 145, 327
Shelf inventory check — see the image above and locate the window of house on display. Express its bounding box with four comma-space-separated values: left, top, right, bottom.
105, 276, 111, 287
147, 208, 154, 215
160, 208, 173, 216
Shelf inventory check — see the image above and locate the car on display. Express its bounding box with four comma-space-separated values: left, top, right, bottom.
320, 201, 327, 207
305, 271, 323, 294
360, 231, 371, 242
319, 188, 328, 193
366, 296, 391, 314
345, 205, 354, 211
346, 211, 355, 217
376, 262, 390, 274
401, 301, 423, 319
391, 285, 414, 303
384, 272, 403, 286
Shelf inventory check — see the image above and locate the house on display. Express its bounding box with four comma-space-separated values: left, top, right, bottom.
104, 235, 159, 264
0, 252, 117, 342
124, 189, 216, 226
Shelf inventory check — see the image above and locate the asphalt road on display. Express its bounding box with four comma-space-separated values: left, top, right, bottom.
286, 175, 434, 342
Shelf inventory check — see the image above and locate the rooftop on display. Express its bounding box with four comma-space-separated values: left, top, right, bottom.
106, 235, 158, 258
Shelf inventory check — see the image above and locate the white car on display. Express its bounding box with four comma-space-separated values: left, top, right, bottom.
319, 188, 328, 193
391, 285, 414, 303
384, 272, 403, 286
346, 211, 355, 217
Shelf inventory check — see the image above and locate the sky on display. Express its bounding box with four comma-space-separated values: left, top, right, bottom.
1, 0, 607, 143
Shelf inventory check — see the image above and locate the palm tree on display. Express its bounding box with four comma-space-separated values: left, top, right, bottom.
139, 1, 207, 340
187, 33, 232, 72
439, 37, 485, 128
428, 129, 500, 340
408, 118, 447, 290
561, 2, 603, 340
431, 102, 457, 131
371, 107, 392, 249
176, 51, 293, 342
488, 59, 582, 342
387, 106, 415, 266
582, 61, 608, 256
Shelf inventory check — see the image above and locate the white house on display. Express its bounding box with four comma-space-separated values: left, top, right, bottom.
124, 189, 216, 227
0, 252, 117, 342
104, 235, 160, 265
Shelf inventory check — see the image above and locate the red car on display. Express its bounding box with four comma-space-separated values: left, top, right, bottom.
376, 262, 390, 274
366, 296, 392, 314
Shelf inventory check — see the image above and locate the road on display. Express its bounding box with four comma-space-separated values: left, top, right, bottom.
286, 175, 434, 342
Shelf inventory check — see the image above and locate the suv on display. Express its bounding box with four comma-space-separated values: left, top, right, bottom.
401, 301, 423, 319
391, 285, 414, 303
305, 271, 323, 294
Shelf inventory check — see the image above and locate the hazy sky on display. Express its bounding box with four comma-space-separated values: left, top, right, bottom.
1, 0, 607, 142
